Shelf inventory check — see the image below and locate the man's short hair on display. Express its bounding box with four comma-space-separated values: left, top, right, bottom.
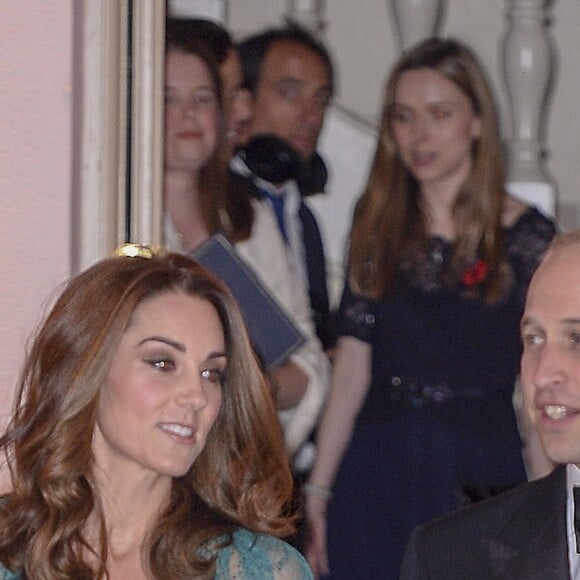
238, 23, 335, 96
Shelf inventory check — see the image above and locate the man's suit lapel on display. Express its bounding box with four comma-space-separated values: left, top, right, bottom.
483, 466, 569, 579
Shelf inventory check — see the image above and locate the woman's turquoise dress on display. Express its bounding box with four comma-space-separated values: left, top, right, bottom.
0, 528, 313, 579
215, 529, 313, 579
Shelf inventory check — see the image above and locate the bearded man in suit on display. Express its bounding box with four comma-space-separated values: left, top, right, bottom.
400, 230, 580, 580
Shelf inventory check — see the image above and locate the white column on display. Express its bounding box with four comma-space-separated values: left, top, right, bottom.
502, 0, 556, 214
74, 0, 166, 272
388, 0, 445, 52
129, 0, 166, 246
169, 0, 225, 21
74, 0, 126, 271
287, 0, 326, 36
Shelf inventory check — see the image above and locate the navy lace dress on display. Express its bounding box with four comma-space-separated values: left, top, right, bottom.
326, 208, 556, 579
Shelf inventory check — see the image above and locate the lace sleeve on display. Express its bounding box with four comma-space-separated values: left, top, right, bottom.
505, 207, 557, 305
336, 281, 375, 343
215, 529, 313, 580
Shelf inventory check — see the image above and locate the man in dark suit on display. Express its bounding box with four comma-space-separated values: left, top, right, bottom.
232, 23, 337, 352
400, 230, 580, 580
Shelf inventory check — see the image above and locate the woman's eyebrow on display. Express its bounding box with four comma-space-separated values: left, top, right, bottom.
520, 316, 539, 332
137, 336, 186, 352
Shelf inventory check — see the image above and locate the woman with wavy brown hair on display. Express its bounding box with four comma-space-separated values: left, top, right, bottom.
304, 38, 557, 579
0, 248, 312, 579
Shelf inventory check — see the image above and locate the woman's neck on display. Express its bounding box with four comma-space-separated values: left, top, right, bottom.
87, 468, 171, 578
419, 174, 468, 240
93, 458, 170, 543
418, 155, 474, 240
164, 169, 209, 251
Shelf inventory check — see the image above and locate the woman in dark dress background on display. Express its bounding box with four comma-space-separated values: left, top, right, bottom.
304, 38, 557, 579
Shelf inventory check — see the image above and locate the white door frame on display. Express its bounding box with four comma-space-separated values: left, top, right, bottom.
73, 0, 165, 272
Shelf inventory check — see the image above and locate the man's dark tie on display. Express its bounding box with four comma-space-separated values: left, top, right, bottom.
573, 486, 580, 553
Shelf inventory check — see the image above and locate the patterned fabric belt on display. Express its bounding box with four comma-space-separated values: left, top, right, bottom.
379, 376, 486, 410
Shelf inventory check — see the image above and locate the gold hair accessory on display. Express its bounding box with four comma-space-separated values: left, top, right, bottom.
113, 243, 166, 259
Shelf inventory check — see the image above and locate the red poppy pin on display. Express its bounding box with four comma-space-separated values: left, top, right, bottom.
462, 259, 488, 287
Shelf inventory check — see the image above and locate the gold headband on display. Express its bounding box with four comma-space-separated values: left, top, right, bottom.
113, 243, 166, 259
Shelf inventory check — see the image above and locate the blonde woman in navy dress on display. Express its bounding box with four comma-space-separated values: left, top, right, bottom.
304, 38, 557, 579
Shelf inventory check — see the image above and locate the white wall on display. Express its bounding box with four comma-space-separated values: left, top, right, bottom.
0, 3, 73, 415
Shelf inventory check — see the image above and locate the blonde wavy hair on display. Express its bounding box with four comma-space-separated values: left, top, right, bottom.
349, 37, 509, 302
0, 252, 294, 578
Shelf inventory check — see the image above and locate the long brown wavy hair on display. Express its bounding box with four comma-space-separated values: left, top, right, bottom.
349, 37, 509, 302
0, 251, 294, 578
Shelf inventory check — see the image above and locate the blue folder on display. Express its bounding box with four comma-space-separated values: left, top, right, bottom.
192, 234, 306, 370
